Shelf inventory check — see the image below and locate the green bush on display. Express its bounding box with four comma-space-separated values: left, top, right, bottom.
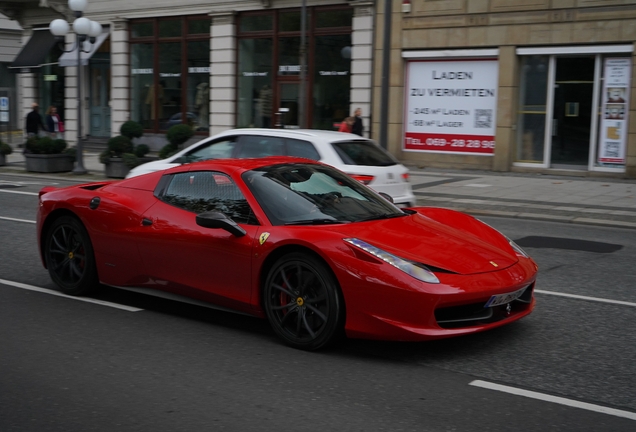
159, 143, 179, 159
134, 143, 150, 158
63, 147, 77, 162
120, 121, 144, 140
122, 153, 140, 168
0, 140, 12, 156
99, 149, 111, 164
166, 124, 194, 147
107, 135, 133, 156
24, 136, 68, 154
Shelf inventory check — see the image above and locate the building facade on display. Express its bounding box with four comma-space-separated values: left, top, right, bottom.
380, 0, 636, 177
2, 0, 374, 149
0, 13, 21, 135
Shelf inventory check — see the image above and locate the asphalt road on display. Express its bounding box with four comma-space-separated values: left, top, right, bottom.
1, 174, 635, 431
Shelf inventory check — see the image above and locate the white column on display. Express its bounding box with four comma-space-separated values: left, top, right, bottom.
350, 1, 375, 138
20, 28, 38, 137
111, 19, 130, 137
209, 12, 236, 136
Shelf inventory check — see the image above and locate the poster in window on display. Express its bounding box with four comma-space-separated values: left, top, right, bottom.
403, 59, 499, 155
598, 58, 631, 165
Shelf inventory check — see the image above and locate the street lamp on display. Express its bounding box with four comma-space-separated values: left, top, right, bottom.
49, 0, 102, 175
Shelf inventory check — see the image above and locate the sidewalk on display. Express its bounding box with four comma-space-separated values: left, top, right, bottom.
1, 149, 636, 230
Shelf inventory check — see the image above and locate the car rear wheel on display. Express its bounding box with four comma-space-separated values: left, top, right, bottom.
264, 252, 344, 350
44, 215, 98, 296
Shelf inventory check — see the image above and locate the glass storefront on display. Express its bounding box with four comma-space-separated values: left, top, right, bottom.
515, 50, 631, 172
237, 6, 353, 130
130, 16, 210, 133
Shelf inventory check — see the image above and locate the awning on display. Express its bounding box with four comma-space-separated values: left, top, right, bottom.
58, 27, 109, 67
9, 28, 58, 74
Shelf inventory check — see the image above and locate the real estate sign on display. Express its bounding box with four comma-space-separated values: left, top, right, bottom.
403, 59, 499, 155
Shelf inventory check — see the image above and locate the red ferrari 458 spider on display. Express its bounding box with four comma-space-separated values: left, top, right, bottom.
37, 157, 537, 350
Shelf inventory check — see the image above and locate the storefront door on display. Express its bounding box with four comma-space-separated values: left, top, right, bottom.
550, 57, 595, 168
89, 58, 111, 137
277, 82, 299, 128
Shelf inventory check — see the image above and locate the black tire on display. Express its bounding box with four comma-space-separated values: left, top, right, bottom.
263, 252, 344, 350
44, 215, 98, 296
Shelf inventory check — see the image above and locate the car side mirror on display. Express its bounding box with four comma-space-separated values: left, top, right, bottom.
196, 211, 246, 237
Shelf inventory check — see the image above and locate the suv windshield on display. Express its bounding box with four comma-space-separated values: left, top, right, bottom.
243, 163, 404, 226
331, 140, 398, 166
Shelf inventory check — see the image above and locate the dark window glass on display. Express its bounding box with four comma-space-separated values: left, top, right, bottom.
237, 38, 273, 128
188, 19, 210, 35
131, 22, 153, 38
286, 139, 320, 160
279, 11, 301, 32
237, 135, 285, 158
240, 14, 273, 32
313, 34, 351, 130
163, 171, 257, 225
278, 37, 300, 76
159, 19, 182, 38
316, 9, 353, 28
131, 43, 155, 129
187, 40, 211, 131
331, 141, 398, 166
158, 42, 181, 130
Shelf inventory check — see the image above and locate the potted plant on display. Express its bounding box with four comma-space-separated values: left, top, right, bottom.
23, 136, 74, 173
159, 124, 194, 159
0, 140, 12, 166
101, 121, 152, 178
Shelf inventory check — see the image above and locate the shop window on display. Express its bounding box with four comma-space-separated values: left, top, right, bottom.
516, 55, 548, 163
316, 9, 353, 28
237, 38, 273, 128
130, 16, 209, 133
240, 14, 273, 33
279, 11, 302, 32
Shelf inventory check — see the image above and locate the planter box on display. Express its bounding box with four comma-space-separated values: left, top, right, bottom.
25, 153, 74, 173
104, 158, 130, 179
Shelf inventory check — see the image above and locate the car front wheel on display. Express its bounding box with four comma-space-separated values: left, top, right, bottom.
264, 252, 344, 350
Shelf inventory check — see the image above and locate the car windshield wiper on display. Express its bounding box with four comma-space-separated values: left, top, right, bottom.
357, 212, 407, 222
285, 218, 349, 226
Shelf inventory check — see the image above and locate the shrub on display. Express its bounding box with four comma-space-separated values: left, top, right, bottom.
63, 147, 77, 162
99, 149, 111, 164
0, 141, 12, 156
122, 153, 140, 168
24, 136, 67, 154
120, 121, 144, 140
166, 124, 194, 148
159, 143, 178, 159
134, 143, 150, 158
107, 135, 133, 156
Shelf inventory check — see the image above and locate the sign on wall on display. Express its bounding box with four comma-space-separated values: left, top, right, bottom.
598, 58, 631, 165
403, 59, 499, 155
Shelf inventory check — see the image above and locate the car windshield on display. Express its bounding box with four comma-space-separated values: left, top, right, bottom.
243, 163, 405, 225
331, 140, 398, 166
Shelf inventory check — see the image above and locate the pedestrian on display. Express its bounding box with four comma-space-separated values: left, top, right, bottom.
351, 107, 363, 136
25, 103, 47, 137
338, 116, 354, 133
45, 106, 64, 139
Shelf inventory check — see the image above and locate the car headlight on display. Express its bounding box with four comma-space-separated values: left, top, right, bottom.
344, 238, 440, 284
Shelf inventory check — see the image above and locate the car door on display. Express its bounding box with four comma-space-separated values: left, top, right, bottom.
135, 170, 260, 313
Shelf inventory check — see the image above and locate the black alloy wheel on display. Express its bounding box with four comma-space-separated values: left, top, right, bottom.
44, 215, 98, 296
264, 252, 344, 350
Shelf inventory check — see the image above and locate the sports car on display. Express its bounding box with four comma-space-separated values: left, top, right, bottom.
37, 157, 537, 350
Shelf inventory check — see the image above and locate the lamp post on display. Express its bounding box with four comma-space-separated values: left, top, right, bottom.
49, 0, 102, 175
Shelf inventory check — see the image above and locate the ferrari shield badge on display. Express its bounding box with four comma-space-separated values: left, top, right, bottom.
259, 232, 270, 245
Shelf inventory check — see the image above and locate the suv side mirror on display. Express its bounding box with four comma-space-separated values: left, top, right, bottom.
196, 211, 246, 237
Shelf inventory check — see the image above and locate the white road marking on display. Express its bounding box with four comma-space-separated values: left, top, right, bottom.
535, 289, 636, 308
464, 183, 492, 188
470, 380, 636, 421
0, 189, 38, 196
0, 278, 143, 312
0, 215, 36, 224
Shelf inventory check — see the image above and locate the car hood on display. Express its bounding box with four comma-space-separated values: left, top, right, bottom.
330, 213, 517, 275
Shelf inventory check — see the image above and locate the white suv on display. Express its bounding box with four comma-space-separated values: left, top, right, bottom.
126, 129, 415, 207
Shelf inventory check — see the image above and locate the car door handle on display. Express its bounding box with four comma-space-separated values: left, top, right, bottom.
142, 218, 153, 226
